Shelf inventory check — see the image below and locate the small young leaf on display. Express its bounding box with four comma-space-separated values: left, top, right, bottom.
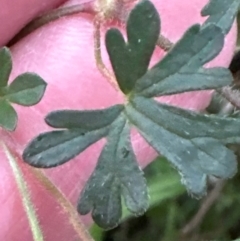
5, 73, 47, 106
105, 0, 160, 94
78, 115, 148, 229
23, 105, 123, 167
46, 105, 124, 129
125, 96, 238, 196
0, 99, 17, 131
134, 24, 231, 97
0, 47, 47, 131
0, 47, 12, 88
201, 0, 240, 34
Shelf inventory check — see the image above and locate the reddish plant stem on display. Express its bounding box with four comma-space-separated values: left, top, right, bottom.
8, 3, 95, 46
6, 145, 94, 241
30, 168, 94, 241
93, 16, 119, 90
9, 0, 173, 52
157, 34, 173, 51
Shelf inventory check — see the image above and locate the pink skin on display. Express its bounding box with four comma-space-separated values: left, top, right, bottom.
0, 0, 237, 240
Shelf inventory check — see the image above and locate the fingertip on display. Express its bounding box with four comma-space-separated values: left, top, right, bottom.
0, 0, 69, 46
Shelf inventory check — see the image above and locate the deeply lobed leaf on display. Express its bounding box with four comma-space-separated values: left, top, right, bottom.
78, 115, 148, 229
23, 105, 124, 168
21, 0, 240, 229
134, 24, 232, 97
125, 96, 238, 196
105, 0, 160, 94
126, 97, 240, 143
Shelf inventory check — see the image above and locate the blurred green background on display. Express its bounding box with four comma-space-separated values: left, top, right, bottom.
90, 157, 240, 241
89, 12, 240, 241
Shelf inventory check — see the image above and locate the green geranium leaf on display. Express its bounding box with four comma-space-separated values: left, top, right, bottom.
22, 0, 240, 229
0, 99, 17, 131
201, 0, 240, 34
5, 73, 47, 106
134, 24, 232, 97
78, 115, 148, 229
125, 96, 238, 196
23, 105, 123, 167
105, 0, 160, 94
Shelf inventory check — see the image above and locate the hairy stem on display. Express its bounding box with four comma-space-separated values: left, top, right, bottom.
9, 3, 94, 46
157, 34, 173, 51
9, 1, 174, 52
93, 17, 119, 90
2, 142, 44, 241
29, 168, 94, 241
9, 0, 173, 89
9, 1, 119, 91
